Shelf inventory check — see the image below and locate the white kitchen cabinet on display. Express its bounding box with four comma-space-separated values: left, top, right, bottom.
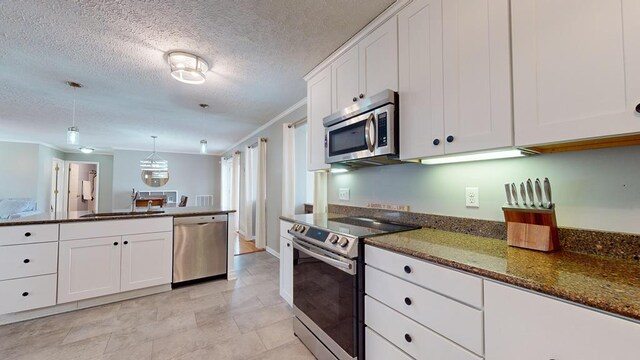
0, 274, 57, 315
120, 232, 172, 292
442, 0, 512, 154
279, 220, 293, 306
358, 17, 399, 99
399, 0, 512, 160
0, 242, 58, 281
512, 0, 640, 147
332, 46, 360, 112
58, 236, 122, 303
485, 281, 640, 360
306, 66, 332, 171
398, 0, 444, 160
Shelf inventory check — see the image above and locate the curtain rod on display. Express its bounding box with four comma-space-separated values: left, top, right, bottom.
287, 118, 307, 128
248, 137, 267, 148
222, 151, 241, 160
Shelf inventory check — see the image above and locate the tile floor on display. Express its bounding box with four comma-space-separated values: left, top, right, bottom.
0, 252, 315, 360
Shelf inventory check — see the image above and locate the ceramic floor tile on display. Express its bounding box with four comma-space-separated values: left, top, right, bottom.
256, 317, 297, 350
257, 288, 286, 306
63, 308, 158, 345
233, 303, 294, 334
249, 339, 315, 360
187, 278, 246, 300
193, 295, 265, 327
222, 282, 279, 306
91, 342, 152, 360
173, 331, 267, 360
13, 334, 110, 360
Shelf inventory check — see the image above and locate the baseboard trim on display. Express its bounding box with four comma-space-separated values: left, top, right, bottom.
266, 246, 280, 259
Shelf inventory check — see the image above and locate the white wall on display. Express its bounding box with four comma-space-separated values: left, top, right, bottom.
329, 145, 640, 234
111, 150, 221, 210
0, 142, 39, 202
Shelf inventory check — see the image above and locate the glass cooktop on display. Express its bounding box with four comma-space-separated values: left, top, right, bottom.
287, 213, 419, 239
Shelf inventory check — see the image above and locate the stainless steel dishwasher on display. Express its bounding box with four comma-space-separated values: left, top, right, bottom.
173, 214, 227, 284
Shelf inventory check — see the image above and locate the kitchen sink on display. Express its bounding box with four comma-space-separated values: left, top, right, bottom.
80, 210, 165, 218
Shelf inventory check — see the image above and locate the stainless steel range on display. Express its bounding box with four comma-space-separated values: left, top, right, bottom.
288, 214, 419, 360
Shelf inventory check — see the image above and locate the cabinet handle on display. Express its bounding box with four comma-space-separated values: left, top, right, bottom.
432, 139, 440, 146
123, 241, 128, 245
404, 297, 412, 306
404, 333, 412, 343
636, 103, 640, 113
446, 135, 455, 143
23, 259, 30, 264
287, 243, 290, 247
24, 232, 32, 237
352, 97, 358, 102
22, 292, 29, 297
403, 265, 412, 274
113, 242, 119, 246
359, 93, 365, 99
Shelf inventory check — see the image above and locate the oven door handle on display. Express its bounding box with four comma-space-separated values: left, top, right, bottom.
364, 112, 376, 152
292, 239, 355, 274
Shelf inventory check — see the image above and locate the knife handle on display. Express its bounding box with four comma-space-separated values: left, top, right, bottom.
535, 178, 543, 208
520, 183, 527, 207
504, 183, 512, 205
511, 183, 519, 205
544, 177, 553, 209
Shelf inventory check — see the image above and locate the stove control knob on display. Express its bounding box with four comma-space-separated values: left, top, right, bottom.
300, 226, 306, 232
329, 234, 339, 244
291, 225, 298, 232
338, 237, 349, 248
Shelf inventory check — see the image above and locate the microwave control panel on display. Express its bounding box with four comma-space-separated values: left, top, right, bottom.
377, 112, 388, 146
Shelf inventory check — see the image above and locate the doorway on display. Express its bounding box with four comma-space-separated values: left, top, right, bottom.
50, 158, 64, 213
65, 161, 99, 212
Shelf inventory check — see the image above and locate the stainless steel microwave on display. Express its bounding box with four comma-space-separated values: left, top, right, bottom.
323, 89, 399, 166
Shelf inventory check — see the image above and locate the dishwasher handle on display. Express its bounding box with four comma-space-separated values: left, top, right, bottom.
174, 214, 228, 225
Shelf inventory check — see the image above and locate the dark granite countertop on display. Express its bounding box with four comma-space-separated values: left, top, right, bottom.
365, 228, 640, 322
0, 207, 236, 227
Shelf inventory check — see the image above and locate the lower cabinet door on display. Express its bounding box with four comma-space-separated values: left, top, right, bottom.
58, 236, 122, 303
120, 232, 172, 292
0, 274, 57, 314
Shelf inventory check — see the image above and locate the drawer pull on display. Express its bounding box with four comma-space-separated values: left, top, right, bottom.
113, 242, 119, 246
404, 333, 412, 343
22, 292, 29, 297
403, 265, 412, 274
123, 241, 129, 245
23, 259, 30, 264
24, 232, 32, 237
404, 297, 412, 306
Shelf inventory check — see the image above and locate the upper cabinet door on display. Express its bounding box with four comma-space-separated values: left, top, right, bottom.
307, 66, 332, 171
443, 0, 512, 154
359, 17, 399, 99
398, 0, 444, 160
512, 0, 640, 147
332, 46, 360, 112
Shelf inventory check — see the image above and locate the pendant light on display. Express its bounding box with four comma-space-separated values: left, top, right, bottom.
140, 136, 170, 187
200, 140, 207, 154
66, 81, 82, 145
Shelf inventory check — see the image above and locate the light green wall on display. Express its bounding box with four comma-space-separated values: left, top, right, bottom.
329, 145, 640, 234
0, 142, 40, 204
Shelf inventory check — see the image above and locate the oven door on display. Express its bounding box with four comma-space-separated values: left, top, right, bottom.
292, 238, 358, 360
325, 103, 395, 164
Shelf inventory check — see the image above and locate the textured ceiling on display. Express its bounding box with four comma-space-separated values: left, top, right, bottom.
0, 0, 394, 154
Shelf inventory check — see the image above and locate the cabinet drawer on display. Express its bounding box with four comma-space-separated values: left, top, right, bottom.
366, 327, 413, 360
366, 296, 481, 360
0, 224, 58, 246
60, 217, 173, 240
280, 220, 293, 240
366, 265, 483, 355
365, 245, 482, 308
0, 242, 58, 280
0, 274, 57, 314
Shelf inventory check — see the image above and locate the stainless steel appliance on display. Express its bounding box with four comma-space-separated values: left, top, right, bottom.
173, 214, 227, 284
288, 215, 419, 360
324, 89, 400, 167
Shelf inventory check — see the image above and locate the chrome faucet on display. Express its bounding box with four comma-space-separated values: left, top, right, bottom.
131, 188, 139, 212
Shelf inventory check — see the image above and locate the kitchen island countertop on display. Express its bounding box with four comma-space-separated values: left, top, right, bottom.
366, 227, 640, 322
0, 207, 236, 227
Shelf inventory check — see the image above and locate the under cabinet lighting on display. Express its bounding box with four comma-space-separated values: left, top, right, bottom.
330, 168, 349, 174
420, 149, 536, 165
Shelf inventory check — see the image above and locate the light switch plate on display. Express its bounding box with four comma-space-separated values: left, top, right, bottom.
338, 188, 350, 201
465, 187, 479, 208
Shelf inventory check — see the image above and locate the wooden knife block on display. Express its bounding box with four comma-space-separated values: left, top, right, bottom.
502, 205, 559, 252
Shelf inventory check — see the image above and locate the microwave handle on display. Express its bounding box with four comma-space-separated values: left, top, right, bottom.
364, 113, 376, 152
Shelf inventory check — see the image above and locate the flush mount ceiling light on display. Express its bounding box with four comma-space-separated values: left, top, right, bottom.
79, 147, 94, 154
65, 81, 82, 145
168, 52, 209, 85
200, 140, 208, 154
420, 149, 537, 165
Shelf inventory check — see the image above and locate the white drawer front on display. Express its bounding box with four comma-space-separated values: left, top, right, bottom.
365, 245, 483, 308
0, 224, 58, 246
366, 327, 413, 360
60, 217, 173, 240
0, 274, 57, 314
0, 242, 58, 280
366, 265, 484, 355
365, 296, 482, 360
280, 220, 293, 240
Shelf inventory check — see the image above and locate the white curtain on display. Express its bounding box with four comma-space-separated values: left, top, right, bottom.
231, 152, 240, 233
240, 148, 254, 240
313, 171, 328, 214
220, 157, 232, 209
282, 124, 296, 216
254, 139, 267, 249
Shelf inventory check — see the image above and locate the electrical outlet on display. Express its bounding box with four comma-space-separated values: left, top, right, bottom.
338, 188, 350, 201
465, 187, 479, 208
